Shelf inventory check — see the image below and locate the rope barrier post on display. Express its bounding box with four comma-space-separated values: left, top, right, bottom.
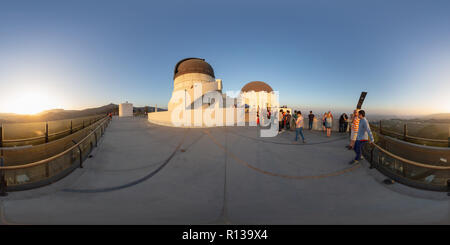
0, 156, 7, 196
45, 122, 49, 143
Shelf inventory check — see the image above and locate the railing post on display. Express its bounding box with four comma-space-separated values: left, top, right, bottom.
94, 131, 98, 147
0, 156, 7, 196
82, 120, 85, 129
401, 162, 406, 177
379, 120, 382, 134
45, 122, 49, 143
45, 163, 50, 177
0, 125, 3, 148
369, 146, 375, 169
403, 124, 407, 141
72, 140, 83, 168
70, 120, 73, 134
79, 145, 83, 168
447, 179, 450, 196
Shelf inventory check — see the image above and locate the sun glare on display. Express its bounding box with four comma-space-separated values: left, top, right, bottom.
8, 91, 55, 115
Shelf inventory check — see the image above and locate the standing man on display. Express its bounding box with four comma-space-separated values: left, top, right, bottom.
278, 109, 284, 132
292, 110, 298, 130
308, 111, 315, 130
349, 110, 374, 164
339, 113, 345, 132
295, 111, 306, 143
286, 110, 292, 130
339, 113, 349, 132
342, 113, 349, 132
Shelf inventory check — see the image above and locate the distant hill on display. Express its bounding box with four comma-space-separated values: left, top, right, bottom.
422, 113, 450, 120
134, 106, 167, 113
366, 113, 450, 123
0, 104, 118, 123
406, 113, 450, 123
366, 114, 419, 122
0, 104, 167, 124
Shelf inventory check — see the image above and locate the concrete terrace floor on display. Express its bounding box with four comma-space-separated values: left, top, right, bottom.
1, 116, 449, 225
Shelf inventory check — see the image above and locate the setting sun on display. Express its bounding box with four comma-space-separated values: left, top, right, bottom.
7, 90, 56, 115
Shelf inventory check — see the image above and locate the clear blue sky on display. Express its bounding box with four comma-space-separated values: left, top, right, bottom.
1, 0, 449, 115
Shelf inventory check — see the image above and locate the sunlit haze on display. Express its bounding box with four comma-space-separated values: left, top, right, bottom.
1, 0, 449, 116
7, 91, 54, 115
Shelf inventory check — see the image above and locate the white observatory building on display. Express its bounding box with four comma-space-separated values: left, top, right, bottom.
240, 81, 275, 110
119, 101, 133, 117
148, 57, 278, 127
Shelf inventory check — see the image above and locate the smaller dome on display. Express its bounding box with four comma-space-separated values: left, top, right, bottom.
241, 81, 273, 93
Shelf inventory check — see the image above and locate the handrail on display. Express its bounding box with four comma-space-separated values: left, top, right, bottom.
371, 143, 450, 170
403, 135, 448, 143
48, 128, 72, 137
2, 135, 46, 143
370, 123, 448, 143
0, 117, 110, 170
2, 116, 103, 143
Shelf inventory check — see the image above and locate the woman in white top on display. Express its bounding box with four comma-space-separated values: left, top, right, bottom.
325, 111, 333, 137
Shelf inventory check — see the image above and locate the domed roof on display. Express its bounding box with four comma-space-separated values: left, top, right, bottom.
174, 58, 215, 79
241, 81, 273, 93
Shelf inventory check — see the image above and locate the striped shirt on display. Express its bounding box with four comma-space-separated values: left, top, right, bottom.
351, 117, 360, 132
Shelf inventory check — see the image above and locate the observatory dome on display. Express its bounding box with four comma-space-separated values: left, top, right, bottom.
241, 81, 273, 93
174, 58, 215, 79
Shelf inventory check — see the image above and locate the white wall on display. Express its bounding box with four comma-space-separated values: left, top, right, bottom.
168, 73, 222, 111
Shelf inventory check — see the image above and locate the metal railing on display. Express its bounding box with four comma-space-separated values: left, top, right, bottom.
0, 116, 111, 193
363, 132, 450, 192
0, 115, 106, 147
370, 121, 449, 147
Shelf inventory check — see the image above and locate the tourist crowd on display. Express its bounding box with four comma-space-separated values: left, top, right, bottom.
257, 108, 374, 164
